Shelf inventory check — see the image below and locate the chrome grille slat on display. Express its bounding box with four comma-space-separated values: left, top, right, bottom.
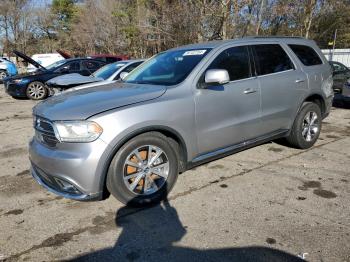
34, 116, 59, 147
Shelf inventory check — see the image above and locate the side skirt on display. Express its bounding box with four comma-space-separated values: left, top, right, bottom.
187, 129, 289, 170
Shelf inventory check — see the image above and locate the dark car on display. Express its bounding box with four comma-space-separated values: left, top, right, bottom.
56, 49, 129, 64
46, 59, 144, 93
3, 50, 106, 100
329, 61, 350, 93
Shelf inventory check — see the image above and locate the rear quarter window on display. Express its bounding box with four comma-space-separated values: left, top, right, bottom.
288, 44, 323, 66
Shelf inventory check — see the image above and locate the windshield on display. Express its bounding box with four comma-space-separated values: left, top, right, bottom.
92, 61, 128, 79
45, 59, 66, 70
124, 49, 211, 86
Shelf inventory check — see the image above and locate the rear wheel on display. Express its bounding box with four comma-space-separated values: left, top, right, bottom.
26, 81, 47, 100
107, 132, 179, 206
286, 102, 322, 149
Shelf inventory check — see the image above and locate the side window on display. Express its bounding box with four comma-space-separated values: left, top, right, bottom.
207, 46, 251, 81
331, 63, 342, 72
61, 61, 80, 71
288, 44, 322, 66
252, 44, 294, 76
83, 61, 102, 72
124, 62, 143, 73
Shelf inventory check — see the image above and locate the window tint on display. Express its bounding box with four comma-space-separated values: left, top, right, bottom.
253, 44, 294, 75
288, 44, 322, 66
207, 46, 251, 81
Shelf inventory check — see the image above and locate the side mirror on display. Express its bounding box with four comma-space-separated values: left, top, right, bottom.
204, 69, 230, 86
120, 72, 129, 80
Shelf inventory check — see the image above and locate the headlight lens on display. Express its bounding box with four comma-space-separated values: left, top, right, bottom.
13, 78, 29, 83
54, 121, 103, 142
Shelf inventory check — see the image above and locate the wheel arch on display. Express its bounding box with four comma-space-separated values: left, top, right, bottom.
98, 125, 188, 199
303, 93, 326, 117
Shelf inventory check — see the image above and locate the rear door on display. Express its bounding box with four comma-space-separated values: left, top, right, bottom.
194, 45, 262, 154
251, 43, 308, 134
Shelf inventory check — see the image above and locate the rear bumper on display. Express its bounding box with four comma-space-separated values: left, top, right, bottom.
323, 95, 333, 119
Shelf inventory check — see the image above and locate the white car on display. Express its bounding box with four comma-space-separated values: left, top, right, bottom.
27, 53, 65, 73
46, 59, 145, 94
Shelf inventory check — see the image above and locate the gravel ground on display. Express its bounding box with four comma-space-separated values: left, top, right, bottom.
0, 86, 349, 262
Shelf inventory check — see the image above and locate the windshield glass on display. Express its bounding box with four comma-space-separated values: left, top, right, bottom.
45, 59, 66, 70
92, 61, 128, 79
124, 49, 211, 86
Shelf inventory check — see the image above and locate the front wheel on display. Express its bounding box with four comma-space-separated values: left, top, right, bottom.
0, 70, 8, 81
107, 132, 179, 206
286, 102, 322, 149
26, 81, 47, 100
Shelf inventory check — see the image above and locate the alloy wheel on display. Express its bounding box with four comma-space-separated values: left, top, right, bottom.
302, 111, 319, 142
27, 82, 46, 99
123, 145, 169, 195
0, 71, 7, 80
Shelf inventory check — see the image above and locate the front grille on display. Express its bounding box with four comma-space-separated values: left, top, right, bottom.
34, 116, 59, 147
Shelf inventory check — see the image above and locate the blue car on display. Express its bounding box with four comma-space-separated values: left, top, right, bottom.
0, 57, 18, 81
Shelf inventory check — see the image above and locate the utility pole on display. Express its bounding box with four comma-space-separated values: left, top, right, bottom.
331, 29, 337, 61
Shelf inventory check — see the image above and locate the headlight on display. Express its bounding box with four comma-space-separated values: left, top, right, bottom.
13, 78, 29, 84
54, 121, 103, 143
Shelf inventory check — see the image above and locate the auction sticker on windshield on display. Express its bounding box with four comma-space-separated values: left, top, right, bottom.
183, 50, 207, 56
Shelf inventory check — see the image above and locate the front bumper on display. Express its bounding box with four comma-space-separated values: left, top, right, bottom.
4, 81, 27, 98
29, 137, 110, 201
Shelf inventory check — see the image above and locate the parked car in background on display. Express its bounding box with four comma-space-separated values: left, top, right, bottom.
3, 50, 105, 100
46, 59, 145, 94
27, 53, 65, 73
29, 37, 333, 206
56, 49, 129, 64
329, 61, 350, 93
338, 79, 350, 104
0, 57, 17, 81
88, 54, 129, 63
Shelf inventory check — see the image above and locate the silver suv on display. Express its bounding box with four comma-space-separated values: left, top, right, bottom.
29, 37, 334, 206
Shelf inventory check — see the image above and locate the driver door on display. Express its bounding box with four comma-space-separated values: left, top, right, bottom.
194, 46, 262, 155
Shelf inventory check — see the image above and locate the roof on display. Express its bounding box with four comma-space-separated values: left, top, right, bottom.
169, 36, 314, 51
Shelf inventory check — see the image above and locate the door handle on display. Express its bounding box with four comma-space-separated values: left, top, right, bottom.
295, 79, 306, 83
243, 88, 257, 94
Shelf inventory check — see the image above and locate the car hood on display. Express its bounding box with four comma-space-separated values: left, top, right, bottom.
13, 50, 47, 70
33, 82, 167, 120
46, 73, 103, 87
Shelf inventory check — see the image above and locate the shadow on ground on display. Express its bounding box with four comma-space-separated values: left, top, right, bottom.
69, 191, 303, 262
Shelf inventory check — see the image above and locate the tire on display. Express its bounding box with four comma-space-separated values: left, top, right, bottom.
107, 132, 179, 207
286, 102, 322, 149
26, 81, 48, 100
0, 70, 7, 82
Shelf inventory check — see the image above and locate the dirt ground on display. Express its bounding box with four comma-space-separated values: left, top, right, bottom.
0, 85, 349, 262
